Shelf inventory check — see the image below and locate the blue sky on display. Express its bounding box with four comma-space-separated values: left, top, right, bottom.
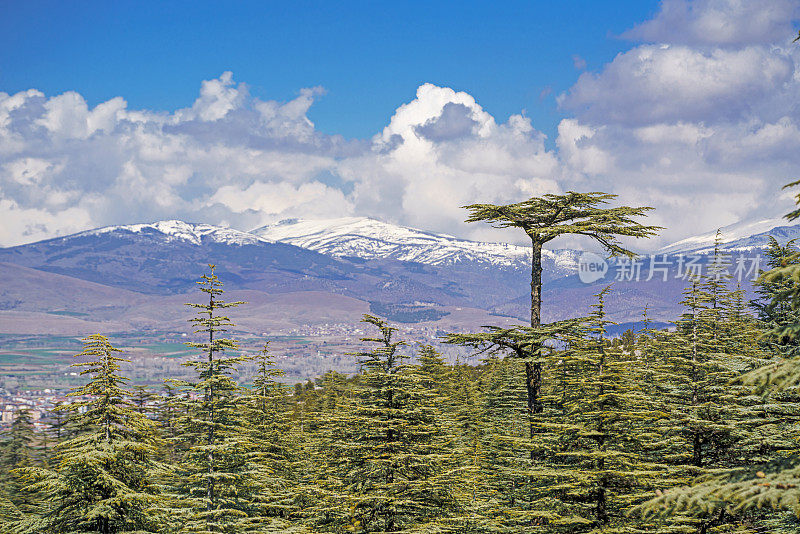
1, 0, 799, 249
0, 0, 659, 141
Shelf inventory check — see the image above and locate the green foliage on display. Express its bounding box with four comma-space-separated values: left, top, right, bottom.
311, 315, 456, 532
462, 191, 661, 257
536, 288, 664, 533
0, 410, 36, 473
635, 192, 800, 531
0, 409, 37, 519
753, 237, 800, 355
239, 343, 305, 531
7, 334, 162, 533
159, 265, 266, 534
461, 190, 662, 527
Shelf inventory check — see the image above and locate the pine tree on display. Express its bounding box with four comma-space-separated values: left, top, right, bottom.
414, 345, 496, 533
741, 239, 800, 478
638, 278, 742, 531
291, 370, 349, 529
9, 334, 162, 533
753, 237, 800, 357
444, 320, 588, 531
161, 265, 262, 533
240, 343, 306, 532
0, 409, 37, 518
47, 401, 74, 450
156, 383, 179, 435
477, 354, 541, 531
0, 409, 36, 474
634, 242, 796, 531
313, 315, 456, 532
574, 290, 667, 531
131, 385, 155, 416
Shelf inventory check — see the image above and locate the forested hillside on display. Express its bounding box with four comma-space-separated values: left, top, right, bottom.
2, 190, 800, 533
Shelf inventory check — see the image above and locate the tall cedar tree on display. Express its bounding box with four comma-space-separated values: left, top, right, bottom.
544, 288, 662, 532
9, 335, 161, 533
0, 409, 37, 520
162, 265, 262, 533
240, 343, 307, 532
313, 315, 455, 532
462, 192, 659, 445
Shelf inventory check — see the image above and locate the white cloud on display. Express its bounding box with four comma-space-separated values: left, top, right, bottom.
623, 0, 799, 46
183, 71, 247, 122
4, 158, 56, 186
0, 198, 93, 246
556, 120, 611, 175
87, 97, 127, 134
341, 84, 561, 237
209, 180, 353, 219
0, 74, 571, 247
559, 45, 793, 125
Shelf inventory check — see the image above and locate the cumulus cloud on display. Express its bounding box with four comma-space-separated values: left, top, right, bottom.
2, 1, 800, 250
623, 0, 799, 46
0, 74, 354, 245
559, 45, 794, 125
341, 84, 561, 237
208, 180, 354, 219
0, 76, 562, 247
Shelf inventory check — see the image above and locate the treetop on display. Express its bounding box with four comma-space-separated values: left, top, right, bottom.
462, 190, 661, 257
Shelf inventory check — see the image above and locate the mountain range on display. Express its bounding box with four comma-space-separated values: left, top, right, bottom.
1, 215, 798, 342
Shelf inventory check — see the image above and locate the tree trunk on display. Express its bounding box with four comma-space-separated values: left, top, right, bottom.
690, 284, 701, 468
524, 362, 542, 418
531, 239, 542, 327
528, 239, 543, 417
207, 291, 215, 512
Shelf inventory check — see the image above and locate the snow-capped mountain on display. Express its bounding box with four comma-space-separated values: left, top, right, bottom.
6, 214, 793, 327
71, 220, 266, 247
0, 219, 347, 295
252, 216, 578, 271
658, 217, 800, 255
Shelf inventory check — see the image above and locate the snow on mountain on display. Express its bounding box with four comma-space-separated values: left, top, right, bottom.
251, 216, 578, 271
658, 216, 800, 254
71, 220, 266, 247
24, 216, 582, 272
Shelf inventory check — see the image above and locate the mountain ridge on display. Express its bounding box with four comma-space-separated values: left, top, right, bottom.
68, 219, 268, 247
251, 216, 579, 271
658, 217, 800, 255
11, 213, 798, 265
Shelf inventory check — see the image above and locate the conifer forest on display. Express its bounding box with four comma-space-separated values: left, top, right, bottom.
4, 187, 800, 534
